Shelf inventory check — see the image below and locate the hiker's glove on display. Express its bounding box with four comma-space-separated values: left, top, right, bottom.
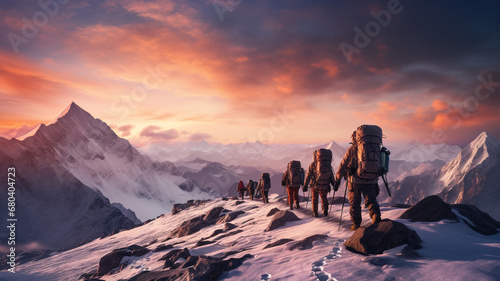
303, 185, 308, 193
327, 186, 331, 193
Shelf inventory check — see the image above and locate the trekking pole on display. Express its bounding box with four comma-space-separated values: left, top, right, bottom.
326, 189, 336, 222
338, 182, 348, 231
305, 189, 310, 209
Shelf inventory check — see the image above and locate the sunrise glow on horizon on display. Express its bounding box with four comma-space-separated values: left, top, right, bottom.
0, 1, 499, 147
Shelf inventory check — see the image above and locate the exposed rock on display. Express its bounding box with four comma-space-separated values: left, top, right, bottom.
216, 211, 245, 224
264, 239, 294, 249
250, 206, 259, 210
213, 230, 244, 241
265, 210, 301, 232
129, 254, 253, 281
171, 200, 208, 215
170, 207, 226, 238
344, 219, 422, 255
160, 248, 191, 269
288, 235, 328, 250
208, 229, 225, 238
203, 207, 224, 221
266, 208, 280, 217
224, 223, 237, 230
451, 204, 500, 235
194, 239, 216, 248
153, 244, 173, 252
234, 200, 245, 206
391, 204, 413, 209
93, 245, 150, 277
399, 195, 457, 222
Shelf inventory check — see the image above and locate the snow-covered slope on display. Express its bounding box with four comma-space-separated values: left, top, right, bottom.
388, 141, 461, 162
13, 103, 212, 221
389, 132, 500, 220
2, 194, 499, 281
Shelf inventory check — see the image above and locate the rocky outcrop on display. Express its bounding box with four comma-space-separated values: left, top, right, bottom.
172, 200, 208, 215
264, 239, 294, 249
266, 208, 280, 217
170, 207, 225, 238
93, 245, 150, 277
265, 210, 301, 232
130, 253, 253, 281
451, 204, 500, 235
216, 211, 245, 224
399, 195, 457, 222
288, 235, 328, 250
344, 219, 422, 255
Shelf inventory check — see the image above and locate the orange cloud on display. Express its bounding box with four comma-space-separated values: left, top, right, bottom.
432, 99, 449, 112
0, 123, 39, 139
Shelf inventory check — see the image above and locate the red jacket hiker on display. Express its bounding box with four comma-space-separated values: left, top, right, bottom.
237, 181, 246, 199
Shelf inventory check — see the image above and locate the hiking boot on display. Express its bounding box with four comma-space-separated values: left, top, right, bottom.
313, 212, 318, 217
290, 205, 293, 210
372, 214, 381, 224
351, 224, 360, 231
323, 210, 328, 217
295, 204, 300, 209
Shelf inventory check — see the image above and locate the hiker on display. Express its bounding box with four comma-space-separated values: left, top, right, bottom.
246, 180, 255, 200
335, 126, 383, 231
237, 180, 246, 200
304, 149, 336, 217
281, 161, 304, 210
257, 173, 271, 203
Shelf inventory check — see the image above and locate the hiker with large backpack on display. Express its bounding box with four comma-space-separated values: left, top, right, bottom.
237, 180, 246, 200
304, 149, 336, 217
281, 161, 305, 210
257, 173, 271, 203
246, 180, 255, 200
335, 125, 385, 231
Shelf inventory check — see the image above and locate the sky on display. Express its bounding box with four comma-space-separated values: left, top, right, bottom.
0, 0, 499, 147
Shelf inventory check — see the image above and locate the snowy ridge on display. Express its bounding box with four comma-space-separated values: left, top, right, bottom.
439, 132, 498, 191
2, 194, 499, 280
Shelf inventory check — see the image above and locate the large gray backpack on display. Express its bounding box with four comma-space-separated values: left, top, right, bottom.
355, 125, 383, 180
287, 160, 302, 188
314, 149, 333, 186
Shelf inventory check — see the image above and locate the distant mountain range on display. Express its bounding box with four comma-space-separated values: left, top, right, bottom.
387, 132, 500, 220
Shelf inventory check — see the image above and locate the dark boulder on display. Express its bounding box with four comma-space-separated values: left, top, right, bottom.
203, 207, 224, 221
265, 210, 301, 232
213, 230, 243, 241
160, 248, 191, 269
171, 200, 207, 215
208, 229, 225, 238
234, 200, 245, 206
216, 211, 245, 224
288, 235, 328, 250
399, 195, 457, 222
344, 219, 422, 255
266, 208, 280, 217
153, 244, 173, 252
194, 239, 216, 248
264, 239, 294, 249
451, 204, 500, 235
94, 245, 150, 276
224, 223, 237, 230
129, 254, 252, 281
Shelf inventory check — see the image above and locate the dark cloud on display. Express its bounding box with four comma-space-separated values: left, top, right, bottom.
140, 125, 179, 140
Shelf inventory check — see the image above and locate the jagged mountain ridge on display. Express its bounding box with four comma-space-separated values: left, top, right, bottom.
388, 132, 500, 220
15, 102, 212, 221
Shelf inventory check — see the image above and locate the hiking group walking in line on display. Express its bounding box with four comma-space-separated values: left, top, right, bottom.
235, 124, 390, 230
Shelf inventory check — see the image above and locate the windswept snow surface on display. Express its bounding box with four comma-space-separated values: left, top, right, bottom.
2, 194, 499, 281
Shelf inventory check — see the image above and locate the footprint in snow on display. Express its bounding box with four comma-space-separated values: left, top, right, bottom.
309, 239, 345, 281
